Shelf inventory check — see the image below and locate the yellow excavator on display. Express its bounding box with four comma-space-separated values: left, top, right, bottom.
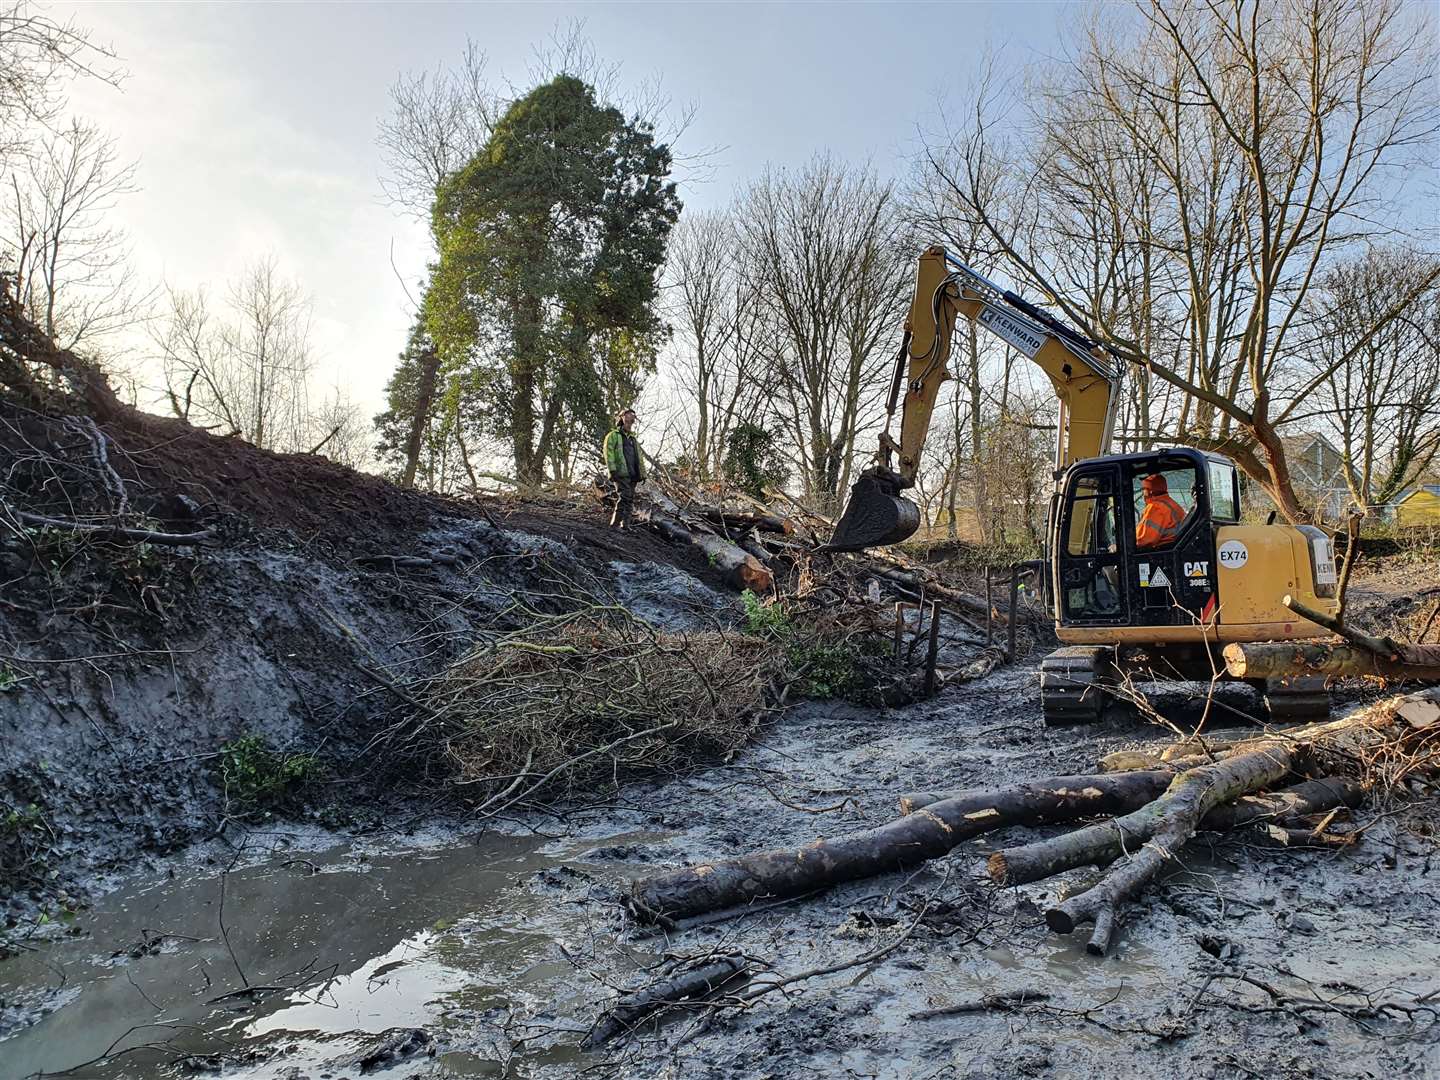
831, 246, 1340, 724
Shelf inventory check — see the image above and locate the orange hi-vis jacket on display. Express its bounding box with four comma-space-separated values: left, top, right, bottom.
1136, 492, 1185, 548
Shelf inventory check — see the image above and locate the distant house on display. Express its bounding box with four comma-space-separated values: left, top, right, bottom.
1393, 485, 1440, 527
1280, 432, 1351, 519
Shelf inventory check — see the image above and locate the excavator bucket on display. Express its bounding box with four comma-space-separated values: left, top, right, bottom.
827, 472, 921, 552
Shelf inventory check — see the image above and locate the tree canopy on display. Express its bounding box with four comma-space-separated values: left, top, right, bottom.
424, 74, 680, 486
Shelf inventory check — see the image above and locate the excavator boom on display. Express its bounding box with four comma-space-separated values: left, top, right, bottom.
829, 246, 1120, 551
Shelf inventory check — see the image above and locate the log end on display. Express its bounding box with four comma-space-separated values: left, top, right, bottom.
1045, 907, 1077, 935
731, 557, 774, 595
986, 852, 1012, 886
1221, 641, 1248, 677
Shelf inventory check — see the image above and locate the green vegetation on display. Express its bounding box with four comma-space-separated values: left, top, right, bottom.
740, 590, 872, 701
216, 735, 320, 817
421, 74, 681, 487
722, 423, 790, 499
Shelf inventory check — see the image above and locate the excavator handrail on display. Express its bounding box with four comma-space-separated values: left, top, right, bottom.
939, 253, 1119, 381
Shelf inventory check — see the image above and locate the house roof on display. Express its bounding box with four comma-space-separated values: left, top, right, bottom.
1279, 432, 1342, 459
1396, 484, 1440, 503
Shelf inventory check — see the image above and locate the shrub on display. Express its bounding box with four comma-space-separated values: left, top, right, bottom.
217, 735, 319, 815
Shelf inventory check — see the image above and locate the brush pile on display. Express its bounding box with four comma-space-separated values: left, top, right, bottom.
406, 610, 787, 813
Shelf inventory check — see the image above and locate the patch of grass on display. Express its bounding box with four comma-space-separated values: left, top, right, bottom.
741, 588, 793, 637
217, 735, 320, 817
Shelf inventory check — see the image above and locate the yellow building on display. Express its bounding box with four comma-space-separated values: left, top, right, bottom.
1394, 485, 1440, 527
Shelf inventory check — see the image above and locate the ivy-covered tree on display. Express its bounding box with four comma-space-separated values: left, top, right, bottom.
425, 74, 680, 487
373, 319, 442, 488
722, 422, 790, 499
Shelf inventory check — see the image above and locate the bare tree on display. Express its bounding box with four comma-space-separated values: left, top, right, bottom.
664, 210, 775, 479
307, 386, 371, 469
0, 2, 120, 170
3, 118, 143, 352
1299, 247, 1440, 510
376, 40, 495, 220
155, 258, 317, 453
922, 0, 1440, 521
738, 156, 910, 511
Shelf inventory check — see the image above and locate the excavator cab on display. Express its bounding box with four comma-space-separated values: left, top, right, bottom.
828, 469, 921, 551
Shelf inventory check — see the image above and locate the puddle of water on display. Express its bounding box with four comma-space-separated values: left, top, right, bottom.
0, 831, 663, 1079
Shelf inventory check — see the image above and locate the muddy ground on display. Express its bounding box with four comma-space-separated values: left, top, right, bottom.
3, 581, 1438, 1078
2, 399, 1438, 1079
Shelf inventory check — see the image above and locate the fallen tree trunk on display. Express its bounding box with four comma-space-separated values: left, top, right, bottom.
897, 769, 1174, 815
1224, 641, 1440, 682
644, 510, 773, 594
700, 509, 793, 536
627, 770, 1175, 925
871, 565, 1026, 625
581, 955, 748, 1048
989, 772, 1359, 888
1199, 777, 1364, 830
1032, 742, 1296, 955
643, 491, 774, 594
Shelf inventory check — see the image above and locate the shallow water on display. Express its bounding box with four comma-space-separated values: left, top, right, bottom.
0, 829, 659, 1079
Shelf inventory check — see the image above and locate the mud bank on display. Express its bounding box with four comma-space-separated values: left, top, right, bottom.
0, 485, 732, 949
5, 661, 1437, 1079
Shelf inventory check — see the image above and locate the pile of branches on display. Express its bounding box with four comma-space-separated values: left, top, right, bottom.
618, 470, 1043, 696
394, 609, 787, 813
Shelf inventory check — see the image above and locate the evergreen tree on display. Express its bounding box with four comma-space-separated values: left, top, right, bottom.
424, 74, 680, 486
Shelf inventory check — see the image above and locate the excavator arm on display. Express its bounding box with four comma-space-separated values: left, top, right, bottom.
829, 246, 1121, 551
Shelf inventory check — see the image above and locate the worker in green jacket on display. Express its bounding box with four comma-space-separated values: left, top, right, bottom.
603, 408, 645, 528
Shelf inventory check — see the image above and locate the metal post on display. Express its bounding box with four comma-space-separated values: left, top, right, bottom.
1007, 565, 1020, 662
924, 600, 942, 697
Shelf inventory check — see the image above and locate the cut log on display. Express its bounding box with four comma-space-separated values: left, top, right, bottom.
1033, 742, 1296, 955
1159, 734, 1252, 762
644, 511, 772, 594
627, 770, 1176, 924
871, 565, 1028, 626
989, 772, 1361, 890
581, 955, 748, 1048
898, 770, 1174, 815
644, 492, 774, 594
1224, 641, 1440, 682
1199, 777, 1364, 830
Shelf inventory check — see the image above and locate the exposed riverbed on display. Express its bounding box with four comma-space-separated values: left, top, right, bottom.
5, 663, 1438, 1080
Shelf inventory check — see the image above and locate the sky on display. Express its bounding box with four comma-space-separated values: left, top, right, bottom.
50, 0, 1074, 421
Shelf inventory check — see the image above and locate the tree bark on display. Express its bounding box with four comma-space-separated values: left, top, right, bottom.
581, 956, 748, 1049
990, 769, 1355, 889
644, 511, 773, 594
1034, 742, 1296, 955
626, 771, 1176, 925
400, 342, 440, 489
1223, 641, 1440, 682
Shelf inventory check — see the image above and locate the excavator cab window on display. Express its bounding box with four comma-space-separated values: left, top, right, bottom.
1129, 462, 1198, 550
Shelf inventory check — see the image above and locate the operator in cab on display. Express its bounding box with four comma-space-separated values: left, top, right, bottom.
603, 408, 645, 529
1135, 473, 1185, 549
